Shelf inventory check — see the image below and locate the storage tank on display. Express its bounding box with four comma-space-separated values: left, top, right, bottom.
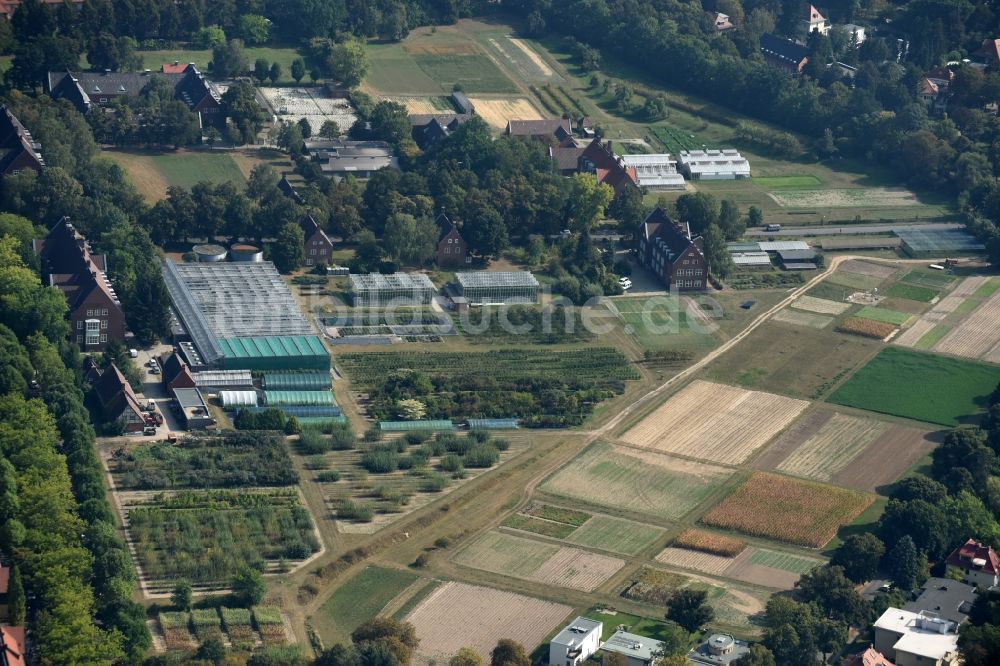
230, 243, 263, 262
192, 243, 227, 262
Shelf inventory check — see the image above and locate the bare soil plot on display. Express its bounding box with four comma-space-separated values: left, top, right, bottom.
655, 547, 735, 576
468, 96, 544, 129
776, 413, 890, 481
453, 531, 624, 592
621, 380, 809, 465
565, 516, 666, 556
831, 426, 936, 492
725, 548, 824, 589
768, 188, 922, 208
405, 582, 572, 665
540, 441, 732, 521
791, 295, 851, 315
702, 472, 875, 548
839, 260, 898, 278
773, 308, 833, 330
934, 289, 1000, 361
387, 96, 451, 114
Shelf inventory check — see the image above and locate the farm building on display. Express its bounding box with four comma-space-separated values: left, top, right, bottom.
218, 336, 329, 371
467, 418, 519, 429
689, 634, 751, 665
263, 371, 331, 390
549, 617, 603, 666
600, 630, 664, 666
820, 237, 902, 251
455, 271, 540, 304
777, 248, 820, 270
451, 91, 475, 115
620, 154, 686, 190
249, 404, 342, 419
760, 33, 809, 74
507, 118, 573, 140
678, 149, 750, 180
192, 370, 254, 390
350, 272, 436, 307
172, 387, 216, 430
265, 390, 336, 406
731, 251, 772, 270
895, 228, 985, 258
756, 241, 810, 252
305, 138, 398, 178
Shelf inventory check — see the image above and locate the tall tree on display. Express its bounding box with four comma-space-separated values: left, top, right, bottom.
271, 222, 305, 273
490, 639, 530, 666
666, 588, 714, 632
887, 535, 926, 591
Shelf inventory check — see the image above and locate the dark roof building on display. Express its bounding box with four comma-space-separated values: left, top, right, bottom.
903, 578, 975, 625
301, 214, 335, 267
410, 113, 471, 149
277, 173, 304, 204
580, 138, 639, 195
161, 352, 197, 392
0, 106, 45, 177
760, 33, 809, 74
33, 218, 127, 351
435, 212, 470, 267
506, 118, 573, 140
636, 208, 709, 292
451, 91, 475, 115
91, 364, 146, 431
304, 138, 398, 178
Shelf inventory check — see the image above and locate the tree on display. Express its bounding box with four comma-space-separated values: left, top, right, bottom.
703, 223, 733, 279
232, 568, 266, 606
7, 564, 25, 625
222, 81, 266, 144
171, 579, 192, 611
832, 533, 885, 583
317, 643, 361, 666
329, 39, 369, 88
320, 120, 341, 139
888, 535, 926, 591
369, 100, 411, 145
747, 206, 764, 228
291, 57, 306, 83
197, 637, 226, 665
382, 214, 437, 266
959, 623, 1000, 666
718, 199, 745, 240
239, 14, 270, 45
297, 117, 312, 139
566, 174, 614, 231
734, 645, 776, 666
351, 617, 419, 665
194, 26, 227, 48
269, 61, 282, 84
602, 653, 627, 666
272, 222, 305, 273
450, 648, 484, 666
666, 588, 714, 632
489, 639, 529, 666
210, 38, 248, 78
462, 197, 508, 259
675, 192, 719, 234
255, 58, 270, 84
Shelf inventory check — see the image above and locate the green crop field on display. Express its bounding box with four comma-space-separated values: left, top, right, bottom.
900, 270, 957, 288
565, 516, 665, 555
609, 297, 718, 350
502, 513, 578, 539
748, 548, 824, 574
916, 324, 951, 350
104, 148, 250, 200
975, 280, 1000, 298
412, 53, 518, 93
828, 347, 1000, 426
825, 272, 884, 291
315, 566, 419, 644
855, 306, 912, 326
885, 282, 940, 303
753, 175, 823, 188
540, 441, 732, 522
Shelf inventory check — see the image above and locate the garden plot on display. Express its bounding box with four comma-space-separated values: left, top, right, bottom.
621, 380, 809, 465
453, 531, 624, 592
831, 426, 936, 492
895, 276, 991, 347
620, 567, 768, 629
767, 188, 922, 208
540, 441, 732, 521
565, 516, 666, 556
790, 295, 851, 316
839, 260, 898, 279
259, 87, 358, 135
773, 308, 832, 330
934, 289, 1000, 361
656, 548, 734, 576
483, 35, 558, 83
405, 582, 571, 665
386, 96, 452, 114
766, 412, 889, 482
656, 546, 822, 589
468, 96, 544, 129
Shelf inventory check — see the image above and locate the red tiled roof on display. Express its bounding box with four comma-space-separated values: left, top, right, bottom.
844, 647, 895, 666
946, 538, 1000, 574
920, 78, 940, 95
161, 62, 188, 74
0, 625, 26, 666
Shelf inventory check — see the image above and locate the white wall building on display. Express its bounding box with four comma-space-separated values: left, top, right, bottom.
842, 24, 867, 44
621, 154, 686, 190
873, 609, 960, 666
549, 617, 603, 666
677, 149, 750, 180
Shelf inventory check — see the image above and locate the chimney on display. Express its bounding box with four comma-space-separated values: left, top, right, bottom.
174, 60, 179, 66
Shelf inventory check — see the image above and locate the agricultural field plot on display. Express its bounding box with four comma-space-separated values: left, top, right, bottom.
385, 96, 454, 114
565, 516, 666, 556
830, 425, 936, 492
412, 51, 519, 93
480, 33, 561, 84
839, 260, 898, 279
157, 606, 291, 652
772, 309, 832, 329
828, 347, 1000, 426
900, 270, 958, 289
501, 513, 578, 539
934, 289, 1000, 362
452, 530, 624, 592
854, 306, 912, 326
405, 582, 572, 665
607, 297, 718, 351
704, 322, 880, 399
767, 187, 923, 208
313, 566, 418, 645
837, 317, 898, 341
104, 148, 247, 201
655, 548, 735, 576
885, 282, 940, 303
759, 411, 889, 482
121, 488, 320, 590
894, 276, 993, 348
825, 272, 884, 292
753, 175, 823, 188
620, 380, 809, 464
656, 545, 822, 589
540, 441, 733, 522
790, 295, 851, 316
702, 472, 875, 548
468, 96, 544, 129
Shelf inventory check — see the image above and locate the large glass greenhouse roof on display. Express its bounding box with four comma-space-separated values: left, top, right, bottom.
455, 271, 539, 288
350, 272, 435, 292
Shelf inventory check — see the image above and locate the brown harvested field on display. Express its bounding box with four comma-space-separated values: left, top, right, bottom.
673, 529, 746, 557
894, 319, 937, 347
452, 531, 624, 592
753, 410, 831, 472
837, 317, 897, 340
776, 413, 890, 482
830, 426, 937, 492
388, 96, 446, 114
839, 260, 898, 278
468, 96, 544, 129
702, 472, 875, 548
509, 38, 554, 76
655, 547, 735, 576
655, 546, 822, 590
935, 289, 1000, 360
621, 380, 809, 465
405, 582, 572, 665
791, 295, 851, 315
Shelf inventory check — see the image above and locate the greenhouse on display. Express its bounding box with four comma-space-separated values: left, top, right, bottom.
455, 271, 539, 304
263, 371, 332, 390
350, 272, 435, 307
467, 418, 519, 430
378, 420, 454, 432
249, 404, 342, 418
219, 390, 259, 408
265, 390, 336, 406
193, 370, 254, 390
218, 335, 330, 371
298, 416, 348, 426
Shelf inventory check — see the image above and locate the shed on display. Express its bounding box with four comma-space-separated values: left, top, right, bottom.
298, 415, 348, 426
731, 251, 772, 269
451, 91, 475, 115
172, 387, 216, 430
784, 262, 817, 270
455, 271, 540, 304
896, 228, 986, 257
600, 630, 665, 666
757, 241, 810, 252
218, 335, 330, 371
350, 272, 435, 307
378, 420, 454, 432
219, 390, 258, 408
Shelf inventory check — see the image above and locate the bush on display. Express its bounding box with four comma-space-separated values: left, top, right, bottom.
361, 447, 399, 473
336, 500, 374, 521
315, 471, 341, 482
463, 445, 500, 468
363, 427, 382, 442
413, 553, 430, 568
420, 473, 448, 492
329, 427, 356, 451
438, 454, 464, 473
467, 429, 489, 444
403, 432, 428, 446
297, 429, 329, 455
490, 438, 511, 451
434, 537, 451, 548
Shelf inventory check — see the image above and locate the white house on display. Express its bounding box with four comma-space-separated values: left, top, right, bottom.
549, 617, 603, 666
842, 23, 867, 44
600, 630, 664, 666
805, 5, 830, 34
945, 538, 1000, 588
873, 609, 960, 666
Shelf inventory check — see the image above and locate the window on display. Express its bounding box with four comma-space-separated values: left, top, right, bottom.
101, 319, 108, 330
319, 249, 327, 255
99, 334, 107, 343
85, 319, 99, 346
77, 320, 83, 330
86, 309, 94, 317
444, 247, 450, 254
10, 170, 18, 176
310, 249, 316, 255
101, 308, 108, 316
694, 280, 702, 287
76, 335, 83, 344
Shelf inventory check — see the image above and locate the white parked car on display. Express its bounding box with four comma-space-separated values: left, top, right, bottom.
618, 277, 632, 290
128, 348, 139, 358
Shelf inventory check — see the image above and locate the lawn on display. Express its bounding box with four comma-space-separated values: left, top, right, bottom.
315, 566, 419, 644
753, 175, 823, 188
885, 282, 940, 303
565, 516, 666, 556
86, 46, 306, 84
585, 607, 685, 642
104, 148, 250, 201
828, 347, 1000, 426
412, 53, 519, 93
609, 297, 718, 351
855, 306, 912, 326
900, 270, 957, 288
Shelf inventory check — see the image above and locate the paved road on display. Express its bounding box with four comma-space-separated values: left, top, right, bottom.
745, 222, 962, 237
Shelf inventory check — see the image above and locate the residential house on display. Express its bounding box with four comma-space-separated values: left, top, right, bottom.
976, 39, 1000, 67
600, 630, 664, 666
435, 212, 470, 267
33, 218, 127, 351
579, 138, 639, 196
301, 214, 335, 267
549, 617, 603, 666
0, 0, 82, 19
843, 647, 895, 666
277, 172, 304, 204
409, 113, 471, 149
549, 136, 586, 176
91, 363, 146, 432
304, 138, 398, 178
81, 355, 103, 384
0, 625, 26, 666
713, 12, 735, 32
843, 23, 867, 44
688, 634, 750, 665
161, 352, 197, 392
873, 609, 960, 666
805, 4, 830, 34
506, 118, 574, 140
760, 34, 809, 74
0, 106, 45, 177
637, 207, 709, 291
161, 61, 189, 74
945, 538, 1000, 587
172, 66, 225, 129
903, 578, 975, 625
